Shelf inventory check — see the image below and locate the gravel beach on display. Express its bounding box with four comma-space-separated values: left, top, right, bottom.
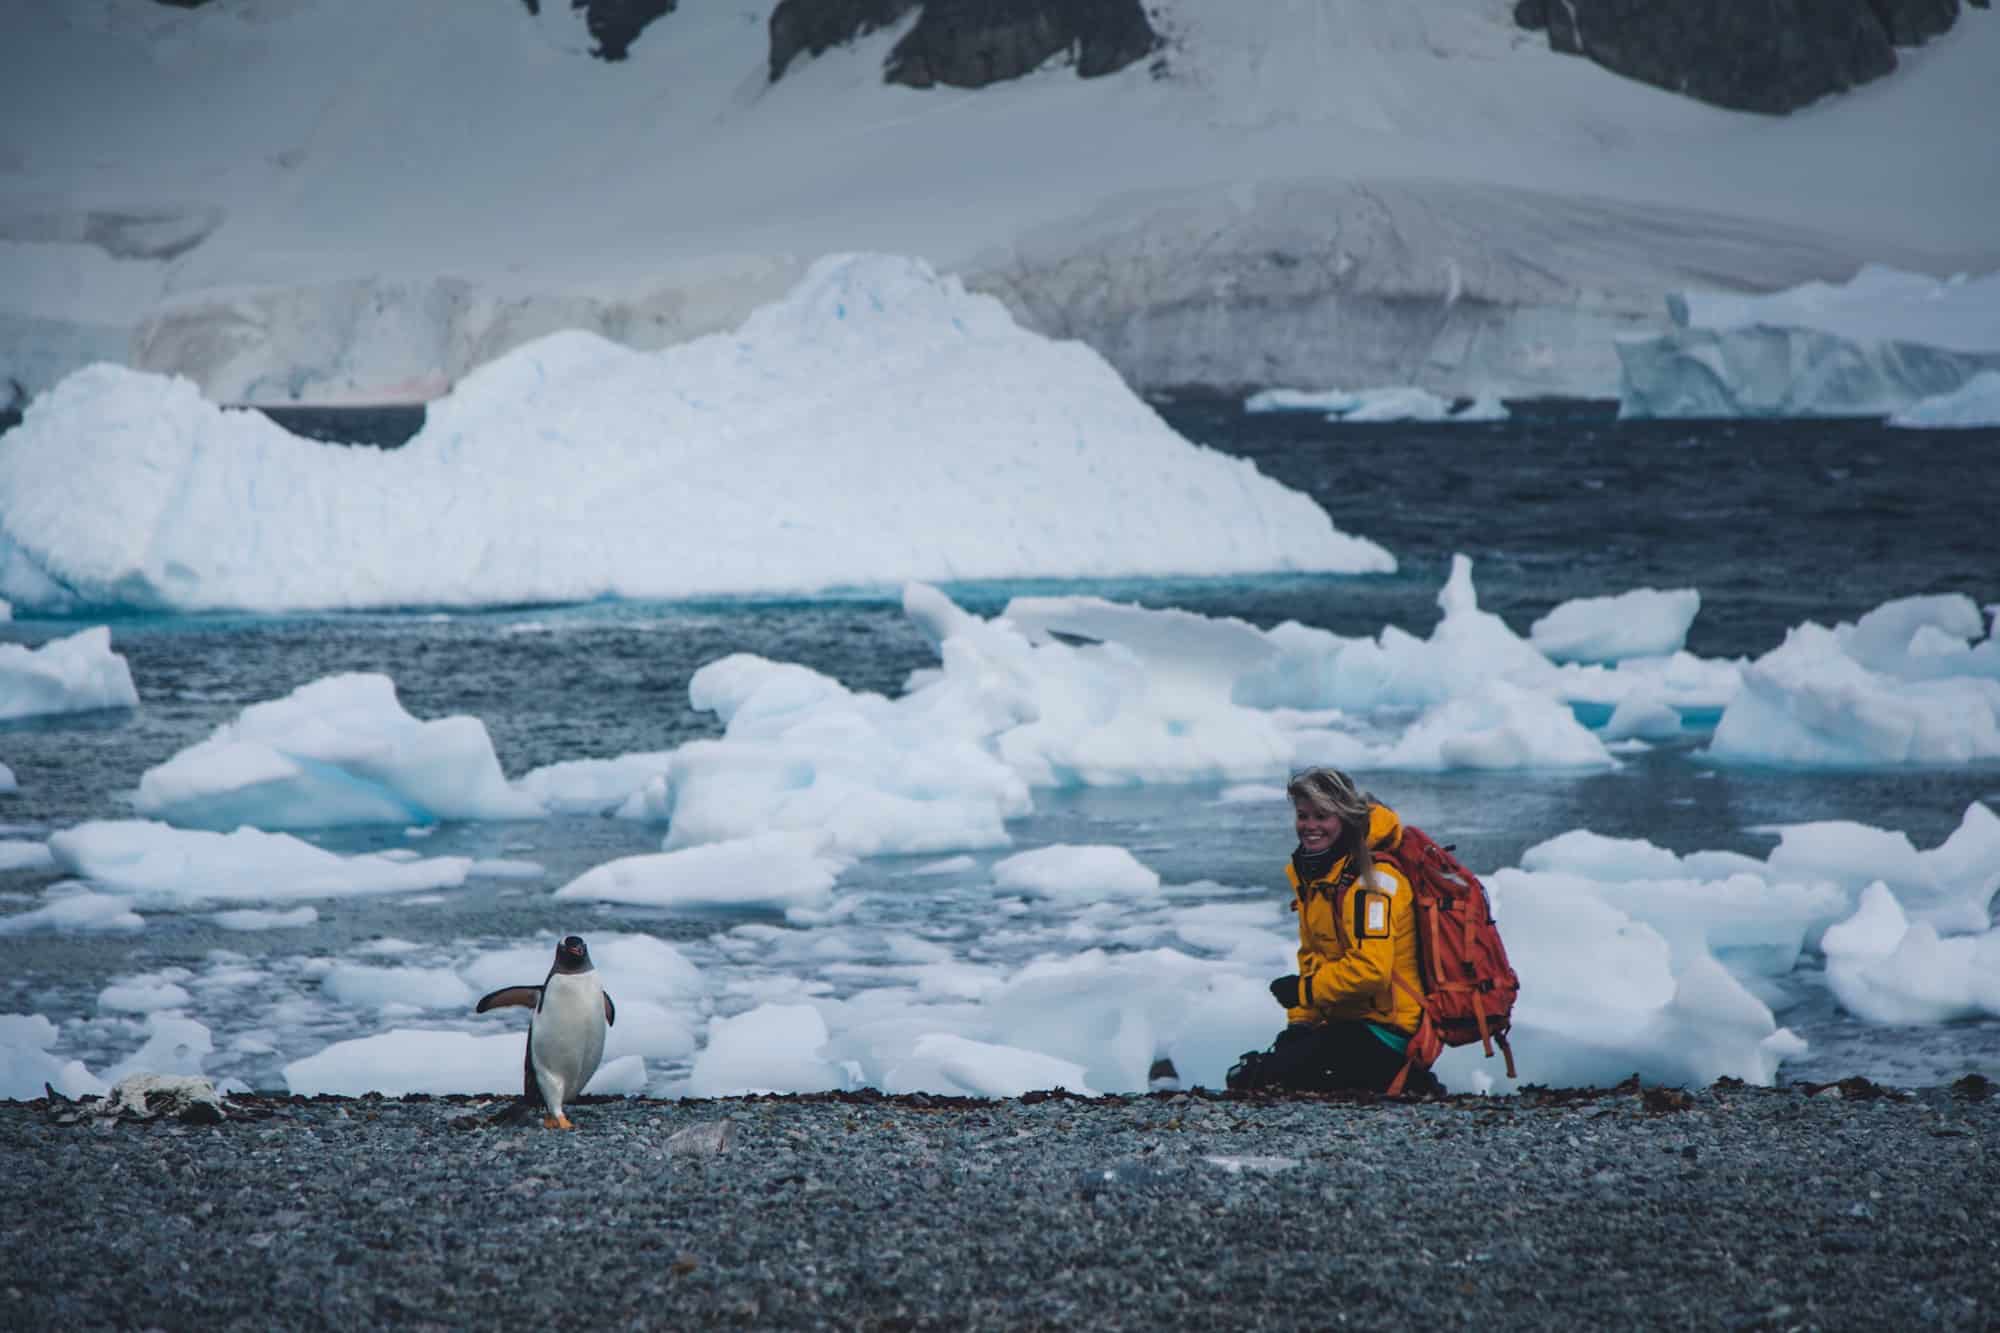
4, 1078, 1995, 1331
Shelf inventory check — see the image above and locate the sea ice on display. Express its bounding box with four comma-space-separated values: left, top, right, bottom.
1530, 587, 1700, 663
131, 672, 543, 830
48, 820, 473, 907
1708, 596, 2000, 767
0, 626, 139, 721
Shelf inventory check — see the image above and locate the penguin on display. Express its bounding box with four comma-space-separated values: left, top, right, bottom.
474, 934, 615, 1130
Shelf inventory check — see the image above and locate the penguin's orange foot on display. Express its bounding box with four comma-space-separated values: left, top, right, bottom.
545, 1113, 574, 1131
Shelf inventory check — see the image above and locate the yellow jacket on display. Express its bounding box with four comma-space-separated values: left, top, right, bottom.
1284, 802, 1423, 1033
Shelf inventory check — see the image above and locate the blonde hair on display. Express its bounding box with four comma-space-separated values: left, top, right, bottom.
1286, 767, 1376, 889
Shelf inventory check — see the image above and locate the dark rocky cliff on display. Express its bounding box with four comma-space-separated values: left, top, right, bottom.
153, 0, 1978, 113
770, 0, 1160, 88
519, 0, 679, 62
1513, 0, 1962, 114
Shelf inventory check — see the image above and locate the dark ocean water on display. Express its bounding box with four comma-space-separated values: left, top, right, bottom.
4, 402, 1999, 1089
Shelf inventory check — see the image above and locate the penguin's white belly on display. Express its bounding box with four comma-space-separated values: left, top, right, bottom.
531, 972, 606, 1107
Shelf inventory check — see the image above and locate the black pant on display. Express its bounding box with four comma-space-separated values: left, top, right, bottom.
1226, 1022, 1440, 1095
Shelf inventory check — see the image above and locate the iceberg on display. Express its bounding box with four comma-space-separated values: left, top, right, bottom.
0, 627, 139, 721
1530, 587, 1700, 664
1618, 266, 2000, 419
1890, 369, 2000, 428
132, 672, 542, 830
1707, 595, 2000, 767
0, 255, 1391, 614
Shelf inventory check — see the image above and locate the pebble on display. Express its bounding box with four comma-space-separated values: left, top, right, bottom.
2, 1084, 1996, 1328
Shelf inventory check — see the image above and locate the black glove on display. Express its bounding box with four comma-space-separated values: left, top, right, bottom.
1269, 974, 1301, 1009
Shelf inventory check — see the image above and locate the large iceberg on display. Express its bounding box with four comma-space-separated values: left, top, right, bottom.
0, 255, 1390, 614
1617, 266, 2000, 419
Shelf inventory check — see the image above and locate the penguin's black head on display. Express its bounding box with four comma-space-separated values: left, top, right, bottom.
553, 935, 591, 972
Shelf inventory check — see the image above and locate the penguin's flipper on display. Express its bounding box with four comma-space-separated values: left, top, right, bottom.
475, 985, 542, 1013
603, 992, 616, 1027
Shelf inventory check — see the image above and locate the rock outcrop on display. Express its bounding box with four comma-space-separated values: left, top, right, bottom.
769, 0, 919, 81
1514, 0, 1961, 114
768, 0, 1159, 88
519, 0, 679, 62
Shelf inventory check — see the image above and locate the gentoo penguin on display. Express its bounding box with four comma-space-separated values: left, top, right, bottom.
474, 935, 615, 1129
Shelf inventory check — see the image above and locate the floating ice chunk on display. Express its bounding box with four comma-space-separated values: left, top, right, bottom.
918, 586, 1295, 789
48, 819, 473, 906
98, 979, 193, 1014
1337, 386, 1454, 422
1708, 612, 2000, 767
630, 645, 1030, 854
687, 1003, 845, 1097
1445, 872, 1804, 1088
554, 831, 848, 916
132, 672, 543, 830
907, 1033, 1095, 1098
992, 845, 1162, 902
0, 627, 138, 721
0, 839, 52, 871
1891, 369, 2000, 428
461, 933, 706, 1018
1244, 387, 1364, 414
963, 948, 1274, 1095
211, 905, 319, 931
1764, 803, 2000, 933
322, 964, 474, 1012
0, 886, 144, 935
1822, 883, 1996, 1025
1820, 880, 1909, 962
1309, 680, 1616, 771
1522, 830, 1690, 881
283, 1030, 518, 1095
0, 763, 14, 793
0, 1013, 108, 1100
1601, 693, 1686, 741
514, 752, 675, 816
1240, 556, 1559, 713
1531, 588, 1700, 664
101, 1013, 213, 1083
1554, 651, 1744, 725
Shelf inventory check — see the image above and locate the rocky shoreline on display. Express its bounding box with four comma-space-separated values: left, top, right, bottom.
4, 1077, 1995, 1331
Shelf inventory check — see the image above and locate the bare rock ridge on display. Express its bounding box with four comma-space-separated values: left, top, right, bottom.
768, 0, 921, 81
770, 0, 1161, 87
517, 0, 679, 61
1513, 0, 1964, 114
155, 0, 1976, 109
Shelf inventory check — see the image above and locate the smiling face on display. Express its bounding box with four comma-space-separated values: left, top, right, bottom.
1293, 798, 1344, 854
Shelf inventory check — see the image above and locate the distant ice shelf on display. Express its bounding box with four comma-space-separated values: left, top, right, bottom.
1617, 266, 2000, 420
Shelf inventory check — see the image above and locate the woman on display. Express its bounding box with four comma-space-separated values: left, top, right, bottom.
1226, 766, 1443, 1095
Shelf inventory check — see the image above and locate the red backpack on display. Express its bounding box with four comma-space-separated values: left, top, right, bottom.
1375, 825, 1520, 1095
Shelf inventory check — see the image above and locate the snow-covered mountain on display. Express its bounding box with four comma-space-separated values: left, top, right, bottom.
5, 0, 1996, 404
